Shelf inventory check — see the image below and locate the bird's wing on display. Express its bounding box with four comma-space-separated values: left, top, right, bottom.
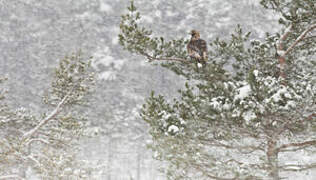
188, 40, 200, 53
198, 39, 207, 53
198, 39, 208, 61
187, 41, 193, 54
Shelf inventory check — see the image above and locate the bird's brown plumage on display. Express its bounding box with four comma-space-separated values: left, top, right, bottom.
187, 30, 207, 64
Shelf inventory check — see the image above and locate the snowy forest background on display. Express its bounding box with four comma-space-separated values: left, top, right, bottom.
0, 0, 315, 179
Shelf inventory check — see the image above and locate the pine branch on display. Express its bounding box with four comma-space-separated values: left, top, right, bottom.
192, 163, 238, 180
142, 52, 190, 64
277, 24, 293, 51
25, 138, 50, 146
25, 138, 50, 155
302, 35, 316, 41
197, 137, 265, 154
284, 23, 316, 56
276, 24, 293, 78
0, 175, 24, 180
22, 93, 69, 140
275, 23, 316, 79
280, 163, 316, 172
26, 155, 41, 167
276, 140, 316, 152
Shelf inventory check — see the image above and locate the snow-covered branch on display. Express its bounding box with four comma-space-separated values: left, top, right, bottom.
276, 23, 316, 57
22, 93, 69, 140
0, 175, 24, 180
277, 140, 316, 152
284, 23, 316, 56
142, 52, 190, 64
275, 23, 316, 79
280, 163, 316, 172
277, 24, 293, 51
197, 137, 265, 154
276, 24, 293, 78
192, 163, 238, 180
25, 138, 50, 155
25, 138, 50, 146
26, 155, 41, 167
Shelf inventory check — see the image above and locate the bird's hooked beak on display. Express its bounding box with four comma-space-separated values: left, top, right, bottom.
189, 30, 196, 35
189, 30, 199, 37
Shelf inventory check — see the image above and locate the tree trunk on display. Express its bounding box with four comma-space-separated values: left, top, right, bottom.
267, 139, 279, 180
278, 56, 286, 79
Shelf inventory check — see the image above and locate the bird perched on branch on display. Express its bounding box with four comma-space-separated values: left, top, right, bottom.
187, 30, 208, 65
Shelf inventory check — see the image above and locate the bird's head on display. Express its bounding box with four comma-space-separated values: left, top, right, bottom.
190, 30, 200, 39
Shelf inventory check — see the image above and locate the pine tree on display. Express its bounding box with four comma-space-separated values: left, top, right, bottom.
119, 1, 315, 179
0, 52, 95, 179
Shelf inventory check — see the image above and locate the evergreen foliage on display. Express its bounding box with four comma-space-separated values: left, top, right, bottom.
0, 52, 95, 179
120, 1, 316, 179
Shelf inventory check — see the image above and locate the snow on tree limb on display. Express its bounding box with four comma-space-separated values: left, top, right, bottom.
276, 24, 292, 78
0, 175, 24, 180
280, 163, 316, 172
276, 23, 316, 58
276, 23, 316, 79
25, 138, 50, 146
22, 93, 69, 140
277, 140, 316, 152
284, 23, 316, 56
142, 52, 190, 64
277, 24, 293, 52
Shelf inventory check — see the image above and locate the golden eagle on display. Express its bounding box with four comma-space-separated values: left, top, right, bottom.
187, 30, 207, 65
